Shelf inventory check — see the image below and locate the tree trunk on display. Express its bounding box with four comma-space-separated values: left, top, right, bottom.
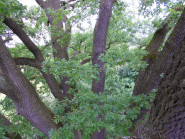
91, 0, 115, 138
131, 14, 173, 135
37, 0, 71, 96
0, 37, 60, 137
92, 0, 115, 93
139, 9, 185, 138
133, 14, 173, 96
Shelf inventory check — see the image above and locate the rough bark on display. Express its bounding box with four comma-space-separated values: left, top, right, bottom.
141, 36, 185, 139
133, 14, 172, 96
73, 130, 82, 139
0, 37, 61, 137
139, 9, 185, 138
131, 14, 173, 135
0, 113, 22, 139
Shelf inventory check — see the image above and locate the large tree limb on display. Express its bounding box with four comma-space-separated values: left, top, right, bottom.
133, 14, 173, 96
3, 17, 66, 101
3, 17, 43, 61
14, 57, 65, 101
0, 37, 61, 137
131, 13, 176, 137
36, 0, 71, 95
14, 57, 40, 68
41, 71, 65, 100
145, 14, 172, 55
14, 57, 65, 100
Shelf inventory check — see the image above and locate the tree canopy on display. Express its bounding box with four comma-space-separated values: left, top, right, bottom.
0, 0, 185, 138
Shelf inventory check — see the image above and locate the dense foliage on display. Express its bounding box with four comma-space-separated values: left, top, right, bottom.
0, 0, 183, 138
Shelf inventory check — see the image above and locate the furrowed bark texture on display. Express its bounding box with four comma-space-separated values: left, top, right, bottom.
92, 0, 115, 93
131, 14, 173, 135
0, 37, 60, 137
0, 113, 22, 139
139, 9, 185, 138
133, 14, 172, 96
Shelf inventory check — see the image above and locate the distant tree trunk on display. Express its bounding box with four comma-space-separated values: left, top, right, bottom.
138, 9, 185, 138
92, 0, 115, 93
91, 0, 115, 138
36, 0, 71, 96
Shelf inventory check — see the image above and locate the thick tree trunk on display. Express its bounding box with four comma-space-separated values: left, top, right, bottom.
0, 37, 60, 137
131, 14, 173, 135
139, 9, 185, 138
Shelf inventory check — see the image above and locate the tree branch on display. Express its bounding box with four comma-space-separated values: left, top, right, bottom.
133, 14, 173, 96
35, 0, 71, 97
14, 57, 65, 101
14, 57, 40, 68
61, 0, 82, 10
106, 40, 117, 50
3, 37, 13, 43
3, 17, 43, 61
2, 17, 65, 101
80, 58, 91, 65
0, 37, 61, 137
61, 0, 76, 5
145, 14, 172, 55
